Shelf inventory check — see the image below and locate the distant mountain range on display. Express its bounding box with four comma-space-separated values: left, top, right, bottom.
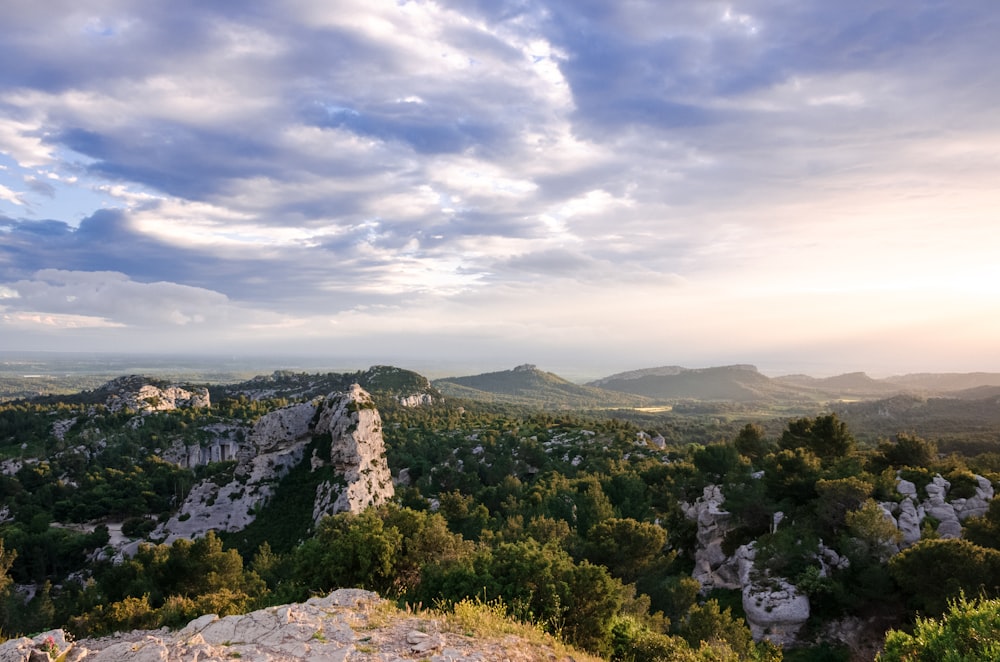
434, 363, 1000, 408
432, 364, 651, 408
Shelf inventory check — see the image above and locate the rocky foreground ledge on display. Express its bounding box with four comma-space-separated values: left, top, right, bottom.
0, 589, 586, 662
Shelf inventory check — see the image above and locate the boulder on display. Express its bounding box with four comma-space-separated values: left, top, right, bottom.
736, 544, 810, 646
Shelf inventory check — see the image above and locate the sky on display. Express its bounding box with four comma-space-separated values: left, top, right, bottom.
1, 0, 999, 380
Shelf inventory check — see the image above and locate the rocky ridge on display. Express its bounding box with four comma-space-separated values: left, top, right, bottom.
0, 589, 586, 662
153, 385, 393, 544
98, 376, 210, 413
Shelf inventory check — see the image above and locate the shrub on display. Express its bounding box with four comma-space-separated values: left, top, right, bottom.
879, 594, 1000, 661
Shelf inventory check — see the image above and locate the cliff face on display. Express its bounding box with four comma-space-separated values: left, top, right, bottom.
154, 385, 393, 544
311, 385, 394, 523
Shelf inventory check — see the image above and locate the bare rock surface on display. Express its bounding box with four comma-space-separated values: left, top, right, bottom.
100, 376, 210, 413
0, 590, 584, 662
154, 385, 393, 544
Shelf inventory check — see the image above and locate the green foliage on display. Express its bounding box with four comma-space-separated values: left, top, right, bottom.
578, 517, 667, 584
870, 433, 937, 473
844, 499, 903, 562
693, 443, 747, 482
890, 538, 1000, 615
814, 476, 873, 537
72, 531, 265, 636
294, 510, 402, 594
678, 599, 773, 661
964, 498, 1000, 551
734, 423, 773, 465
779, 414, 855, 463
879, 594, 1000, 662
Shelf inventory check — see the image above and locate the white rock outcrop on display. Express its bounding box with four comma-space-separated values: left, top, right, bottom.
0, 589, 580, 662
312, 385, 395, 523
737, 544, 810, 646
879, 473, 995, 548
101, 376, 210, 414
155, 385, 392, 544
683, 485, 740, 590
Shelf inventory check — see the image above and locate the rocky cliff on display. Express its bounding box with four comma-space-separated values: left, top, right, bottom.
98, 376, 210, 413
153, 385, 393, 544
0, 589, 585, 662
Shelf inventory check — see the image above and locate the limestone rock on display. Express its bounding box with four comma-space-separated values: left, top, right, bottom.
684, 485, 740, 590
737, 545, 810, 646
878, 472, 996, 547
312, 385, 394, 523
100, 376, 210, 414
0, 589, 580, 661
154, 385, 392, 544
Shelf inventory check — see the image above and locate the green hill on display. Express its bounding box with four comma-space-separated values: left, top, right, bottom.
214, 365, 439, 403
589, 364, 806, 402
433, 364, 650, 408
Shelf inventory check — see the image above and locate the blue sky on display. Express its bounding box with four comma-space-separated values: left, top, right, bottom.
1, 0, 999, 378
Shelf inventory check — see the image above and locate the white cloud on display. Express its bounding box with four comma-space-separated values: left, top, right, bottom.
0, 183, 25, 206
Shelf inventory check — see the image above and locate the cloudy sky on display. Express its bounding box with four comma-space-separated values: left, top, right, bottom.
1, 1, 999, 378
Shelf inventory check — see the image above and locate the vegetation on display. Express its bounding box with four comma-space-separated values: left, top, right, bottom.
2, 366, 1000, 659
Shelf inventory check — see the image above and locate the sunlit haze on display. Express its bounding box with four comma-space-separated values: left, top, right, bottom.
2, 1, 999, 379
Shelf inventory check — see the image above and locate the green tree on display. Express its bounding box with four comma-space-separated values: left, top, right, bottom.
780, 414, 855, 463
890, 539, 1000, 615
734, 423, 772, 464
879, 594, 1000, 661
815, 477, 873, 537
294, 510, 403, 594
871, 433, 937, 473
579, 517, 667, 584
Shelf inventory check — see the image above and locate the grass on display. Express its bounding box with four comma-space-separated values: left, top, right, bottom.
434, 596, 603, 662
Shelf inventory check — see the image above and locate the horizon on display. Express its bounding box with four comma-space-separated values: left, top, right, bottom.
2, 2, 999, 372
4, 349, 1000, 384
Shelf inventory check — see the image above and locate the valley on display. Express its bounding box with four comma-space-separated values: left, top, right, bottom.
2, 358, 1000, 660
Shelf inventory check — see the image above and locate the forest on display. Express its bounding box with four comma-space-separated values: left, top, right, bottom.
2, 372, 1000, 661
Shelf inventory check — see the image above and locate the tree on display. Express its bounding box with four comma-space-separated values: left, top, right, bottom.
734, 423, 772, 464
815, 477, 873, 537
871, 433, 937, 472
579, 517, 667, 584
879, 594, 1000, 661
294, 510, 403, 594
889, 538, 1000, 615
780, 414, 855, 462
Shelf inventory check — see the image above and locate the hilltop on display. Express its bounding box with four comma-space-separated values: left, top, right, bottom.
1, 589, 597, 662
433, 363, 650, 408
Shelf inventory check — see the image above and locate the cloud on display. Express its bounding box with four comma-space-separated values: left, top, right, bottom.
0, 0, 999, 372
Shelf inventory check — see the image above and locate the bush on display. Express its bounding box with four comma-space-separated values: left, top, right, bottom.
879, 594, 1000, 661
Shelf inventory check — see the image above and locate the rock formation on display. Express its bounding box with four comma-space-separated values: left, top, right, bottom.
684, 485, 810, 645
880, 473, 995, 549
153, 385, 393, 544
0, 589, 579, 661
736, 544, 810, 646
311, 385, 395, 524
683, 485, 740, 590
686, 473, 998, 646
99, 376, 210, 413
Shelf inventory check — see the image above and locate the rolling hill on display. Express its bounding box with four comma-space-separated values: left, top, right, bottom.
432, 364, 650, 408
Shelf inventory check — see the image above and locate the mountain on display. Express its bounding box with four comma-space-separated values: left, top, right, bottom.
772, 371, 900, 397
589, 364, 804, 402
433, 364, 650, 408
883, 372, 1000, 393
